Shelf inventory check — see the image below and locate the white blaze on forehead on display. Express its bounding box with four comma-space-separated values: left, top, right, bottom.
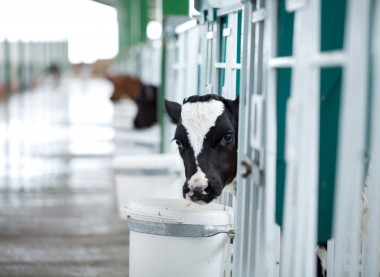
181, 99, 225, 157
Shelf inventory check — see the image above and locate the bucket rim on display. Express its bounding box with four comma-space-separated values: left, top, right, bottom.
120, 198, 233, 226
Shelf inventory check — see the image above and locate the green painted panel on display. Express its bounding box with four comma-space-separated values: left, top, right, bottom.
321, 0, 347, 51
218, 16, 228, 96
116, 0, 130, 55
318, 67, 342, 242
130, 1, 140, 46
277, 0, 294, 57
235, 10, 242, 96
236, 11, 242, 64
117, 0, 150, 54
275, 68, 292, 227
140, 0, 148, 41
275, 0, 294, 226
117, 0, 188, 53
163, 0, 188, 16
317, 0, 346, 243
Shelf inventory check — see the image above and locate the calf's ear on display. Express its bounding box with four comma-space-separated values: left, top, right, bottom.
227, 96, 239, 119
164, 100, 182, 124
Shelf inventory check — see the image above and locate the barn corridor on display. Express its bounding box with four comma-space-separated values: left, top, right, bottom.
0, 77, 133, 276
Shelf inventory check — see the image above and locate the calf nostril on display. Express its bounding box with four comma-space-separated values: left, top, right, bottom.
189, 184, 210, 196
189, 183, 208, 192
192, 186, 203, 193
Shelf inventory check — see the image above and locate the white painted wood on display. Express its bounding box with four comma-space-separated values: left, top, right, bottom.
327, 239, 335, 277
223, 27, 232, 37
310, 51, 346, 67
262, 0, 280, 276
268, 56, 295, 68
281, 0, 320, 276
362, 2, 380, 275
250, 94, 264, 150
233, 3, 254, 276
216, 3, 243, 16
163, 37, 179, 154
214, 62, 226, 68
286, 0, 307, 12
175, 19, 197, 34
163, 22, 200, 153
333, 0, 371, 276
252, 8, 266, 23
200, 21, 217, 94
223, 13, 234, 99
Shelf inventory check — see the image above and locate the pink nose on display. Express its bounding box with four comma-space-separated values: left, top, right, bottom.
188, 184, 208, 191
188, 176, 208, 191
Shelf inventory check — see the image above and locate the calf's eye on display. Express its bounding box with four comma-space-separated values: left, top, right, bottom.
223, 131, 233, 144
175, 139, 183, 149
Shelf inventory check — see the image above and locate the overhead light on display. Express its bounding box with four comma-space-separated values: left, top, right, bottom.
146, 21, 162, 40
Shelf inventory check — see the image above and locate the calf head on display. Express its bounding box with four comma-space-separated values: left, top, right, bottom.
165, 94, 239, 204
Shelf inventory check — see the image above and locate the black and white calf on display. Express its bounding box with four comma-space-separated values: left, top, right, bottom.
165, 94, 239, 204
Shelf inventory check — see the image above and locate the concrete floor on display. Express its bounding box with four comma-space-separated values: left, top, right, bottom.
0, 77, 156, 277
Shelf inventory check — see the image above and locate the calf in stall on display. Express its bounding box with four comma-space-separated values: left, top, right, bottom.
107, 74, 157, 128
165, 94, 239, 204
166, 94, 327, 276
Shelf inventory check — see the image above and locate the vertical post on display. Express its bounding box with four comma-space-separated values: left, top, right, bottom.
281, 0, 320, 276
333, 0, 371, 275
251, 0, 266, 276
362, 2, 380, 274
262, 0, 280, 275
159, 29, 167, 153
234, 2, 254, 276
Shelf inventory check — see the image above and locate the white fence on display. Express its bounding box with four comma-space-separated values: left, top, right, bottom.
160, 0, 380, 276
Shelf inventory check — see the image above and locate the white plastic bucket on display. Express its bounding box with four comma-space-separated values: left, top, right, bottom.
112, 154, 183, 218
121, 198, 234, 277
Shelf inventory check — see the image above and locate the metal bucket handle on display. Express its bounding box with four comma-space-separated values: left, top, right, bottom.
120, 206, 184, 224
126, 216, 235, 238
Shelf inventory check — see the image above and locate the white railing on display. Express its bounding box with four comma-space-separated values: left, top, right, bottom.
160, 0, 380, 276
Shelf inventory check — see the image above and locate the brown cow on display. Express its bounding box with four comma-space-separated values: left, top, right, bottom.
107, 74, 158, 129
107, 75, 142, 102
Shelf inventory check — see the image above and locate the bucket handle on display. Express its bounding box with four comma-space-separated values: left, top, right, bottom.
120, 206, 184, 224
126, 216, 235, 237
